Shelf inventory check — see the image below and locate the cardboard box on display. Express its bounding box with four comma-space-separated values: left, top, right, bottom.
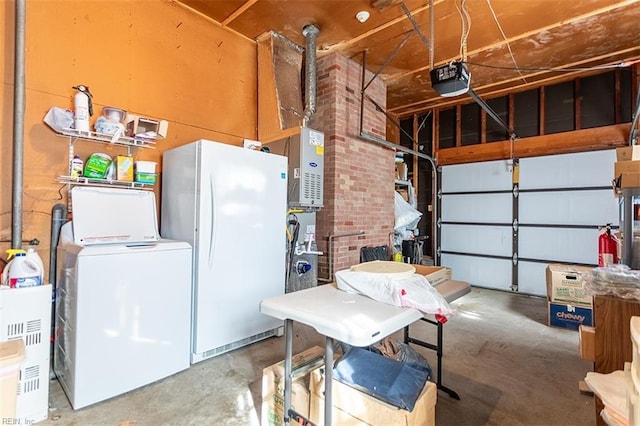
261, 346, 326, 426
0, 339, 25, 421
614, 173, 640, 192
548, 301, 593, 331
309, 368, 436, 426
396, 162, 408, 181
617, 146, 640, 161
125, 113, 168, 139
413, 265, 452, 286
579, 325, 595, 361
116, 155, 133, 182
545, 264, 594, 307
615, 160, 640, 179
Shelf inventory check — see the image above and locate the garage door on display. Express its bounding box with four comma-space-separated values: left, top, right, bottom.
439, 149, 619, 296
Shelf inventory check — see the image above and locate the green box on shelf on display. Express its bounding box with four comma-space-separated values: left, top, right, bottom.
134, 172, 156, 184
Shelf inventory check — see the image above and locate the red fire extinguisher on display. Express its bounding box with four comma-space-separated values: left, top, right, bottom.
598, 223, 619, 267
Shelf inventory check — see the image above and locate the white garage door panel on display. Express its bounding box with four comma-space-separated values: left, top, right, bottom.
517, 261, 548, 296
441, 194, 512, 223
441, 160, 512, 192
519, 227, 598, 264
441, 254, 512, 290
519, 190, 619, 225
519, 149, 616, 189
441, 224, 512, 257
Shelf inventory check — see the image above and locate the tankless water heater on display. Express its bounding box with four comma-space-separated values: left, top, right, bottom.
269, 127, 324, 209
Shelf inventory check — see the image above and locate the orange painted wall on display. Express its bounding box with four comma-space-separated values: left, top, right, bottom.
0, 1, 258, 279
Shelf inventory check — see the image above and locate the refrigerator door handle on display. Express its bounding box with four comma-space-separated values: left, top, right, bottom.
208, 173, 216, 268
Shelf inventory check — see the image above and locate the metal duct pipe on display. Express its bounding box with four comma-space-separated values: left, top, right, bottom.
302, 24, 319, 127
318, 230, 366, 283
12, 0, 26, 249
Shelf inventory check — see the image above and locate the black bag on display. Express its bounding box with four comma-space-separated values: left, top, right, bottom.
359, 245, 389, 262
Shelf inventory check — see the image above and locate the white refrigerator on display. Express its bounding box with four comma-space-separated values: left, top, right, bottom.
161, 139, 287, 363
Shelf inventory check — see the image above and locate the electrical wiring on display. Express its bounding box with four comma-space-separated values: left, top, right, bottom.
485, 0, 526, 83
454, 0, 471, 62
429, 0, 434, 70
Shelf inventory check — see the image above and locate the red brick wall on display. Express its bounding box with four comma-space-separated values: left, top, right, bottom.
309, 52, 395, 280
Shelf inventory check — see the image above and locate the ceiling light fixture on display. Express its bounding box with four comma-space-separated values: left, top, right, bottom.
355, 11, 370, 23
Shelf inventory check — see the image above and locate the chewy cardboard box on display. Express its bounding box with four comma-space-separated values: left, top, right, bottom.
548, 301, 593, 331
414, 265, 452, 286
308, 367, 436, 426
261, 346, 325, 426
545, 263, 594, 307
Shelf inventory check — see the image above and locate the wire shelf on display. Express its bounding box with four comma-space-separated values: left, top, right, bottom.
56, 128, 156, 148
56, 176, 154, 190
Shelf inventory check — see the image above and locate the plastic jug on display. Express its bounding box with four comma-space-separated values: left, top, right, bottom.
4, 250, 42, 288
26, 245, 45, 284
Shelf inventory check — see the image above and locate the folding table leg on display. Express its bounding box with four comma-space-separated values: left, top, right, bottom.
284, 319, 293, 425
435, 322, 460, 400
404, 320, 460, 400
324, 337, 334, 426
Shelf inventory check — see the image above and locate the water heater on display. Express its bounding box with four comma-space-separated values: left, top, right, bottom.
269, 127, 324, 209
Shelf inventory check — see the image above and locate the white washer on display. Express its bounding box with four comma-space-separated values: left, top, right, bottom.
54, 187, 192, 409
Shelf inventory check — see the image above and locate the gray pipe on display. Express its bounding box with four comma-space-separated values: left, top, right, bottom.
318, 230, 365, 283
302, 24, 319, 128
49, 203, 67, 377
49, 204, 68, 287
12, 0, 26, 249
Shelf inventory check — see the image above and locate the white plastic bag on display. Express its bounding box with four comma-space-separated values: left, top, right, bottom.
335, 269, 455, 321
394, 191, 421, 231
43, 107, 74, 133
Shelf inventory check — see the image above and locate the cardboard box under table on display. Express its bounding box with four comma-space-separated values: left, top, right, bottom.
261, 346, 325, 426
309, 367, 436, 426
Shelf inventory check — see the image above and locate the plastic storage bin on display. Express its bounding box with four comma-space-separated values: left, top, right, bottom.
0, 339, 25, 422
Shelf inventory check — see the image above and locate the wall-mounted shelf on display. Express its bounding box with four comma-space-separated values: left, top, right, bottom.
56, 127, 156, 149
56, 176, 152, 190
49, 125, 157, 211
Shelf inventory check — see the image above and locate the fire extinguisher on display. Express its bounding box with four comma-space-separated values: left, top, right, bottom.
598, 223, 619, 267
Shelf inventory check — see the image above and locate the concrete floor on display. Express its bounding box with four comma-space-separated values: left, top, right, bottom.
41, 287, 595, 426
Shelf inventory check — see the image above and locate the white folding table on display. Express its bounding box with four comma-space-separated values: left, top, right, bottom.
260, 284, 423, 426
